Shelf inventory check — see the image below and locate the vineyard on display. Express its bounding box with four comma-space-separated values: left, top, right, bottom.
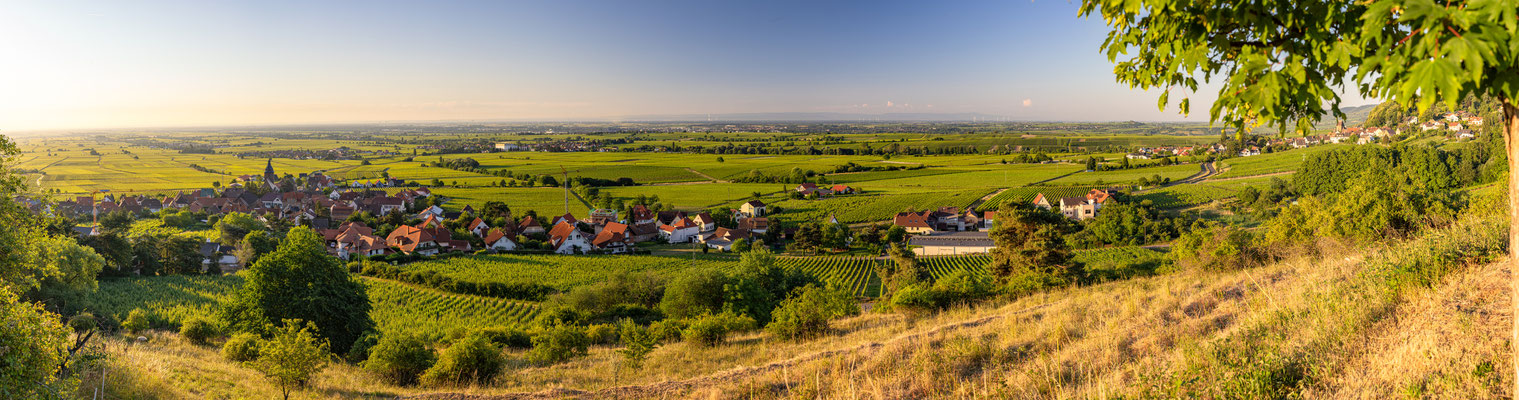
976, 186, 1096, 211
779, 257, 885, 297
363, 277, 540, 338
769, 188, 992, 224
919, 254, 993, 280
1133, 184, 1238, 208
75, 274, 243, 328
400, 254, 739, 291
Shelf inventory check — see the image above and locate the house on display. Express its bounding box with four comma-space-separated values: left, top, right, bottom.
335, 228, 388, 260
548, 220, 592, 254
1456, 130, 1476, 140
961, 210, 997, 231
588, 209, 619, 226
1421, 120, 1444, 131
199, 242, 239, 269
1447, 121, 1465, 131
551, 213, 579, 228
795, 183, 832, 197
737, 217, 769, 234
1032, 193, 1055, 210
909, 231, 996, 256
1052, 189, 1118, 221
1239, 147, 1262, 157
658, 217, 701, 243
892, 211, 936, 234
700, 227, 753, 251
591, 222, 634, 254
483, 228, 517, 252
466, 218, 490, 238
691, 212, 717, 232
830, 185, 855, 195
630, 205, 657, 226
518, 216, 545, 235
740, 200, 766, 217
72, 226, 99, 237
386, 225, 442, 255
494, 142, 521, 151
330, 204, 355, 222
1125, 153, 1151, 160
417, 205, 445, 219
1470, 116, 1485, 126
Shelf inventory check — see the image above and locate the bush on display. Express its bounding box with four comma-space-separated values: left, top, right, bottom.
1171, 223, 1263, 271
222, 333, 262, 362
419, 334, 503, 387
122, 308, 150, 335
527, 323, 591, 364
364, 334, 437, 386
659, 269, 730, 320
649, 319, 687, 344
766, 285, 858, 341
682, 312, 756, 347
472, 326, 533, 349
179, 317, 218, 345
586, 323, 619, 345
346, 331, 381, 363
930, 269, 998, 306
68, 313, 98, 333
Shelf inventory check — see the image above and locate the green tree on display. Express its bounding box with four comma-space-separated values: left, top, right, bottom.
988, 203, 1080, 289
765, 284, 858, 341
249, 320, 330, 400
215, 212, 265, 245
616, 319, 659, 373
659, 268, 731, 320
219, 227, 373, 354
1077, 3, 1519, 379
160, 235, 205, 275
0, 289, 72, 398
235, 230, 280, 268
420, 333, 504, 386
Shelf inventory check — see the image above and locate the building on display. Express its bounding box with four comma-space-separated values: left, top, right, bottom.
740, 200, 766, 217
908, 231, 996, 256
483, 228, 518, 252
548, 220, 591, 254
591, 222, 634, 253
659, 217, 701, 243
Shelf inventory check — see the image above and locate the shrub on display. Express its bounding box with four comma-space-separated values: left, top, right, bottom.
766, 285, 858, 341
364, 334, 437, 386
68, 313, 98, 334
586, 323, 619, 345
527, 323, 591, 364
930, 269, 998, 306
222, 332, 262, 362
179, 317, 218, 345
659, 269, 730, 320
122, 308, 150, 335
472, 326, 533, 349
345, 331, 381, 363
649, 319, 688, 344
1171, 223, 1263, 271
682, 312, 756, 347
419, 334, 503, 387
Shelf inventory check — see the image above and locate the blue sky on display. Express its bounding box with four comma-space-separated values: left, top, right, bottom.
0, 0, 1366, 131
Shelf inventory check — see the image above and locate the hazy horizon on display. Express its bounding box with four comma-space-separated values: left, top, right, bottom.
1, 0, 1373, 132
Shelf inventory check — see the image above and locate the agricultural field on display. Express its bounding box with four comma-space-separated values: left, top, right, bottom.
1213, 144, 1346, 178
1133, 183, 1239, 208
71, 273, 540, 337
398, 254, 738, 291
975, 186, 1098, 211
765, 188, 992, 224
782, 257, 886, 297
1043, 163, 1203, 186
363, 277, 540, 338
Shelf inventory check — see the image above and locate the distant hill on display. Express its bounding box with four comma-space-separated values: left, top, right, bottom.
1311, 103, 1377, 130
614, 112, 1013, 122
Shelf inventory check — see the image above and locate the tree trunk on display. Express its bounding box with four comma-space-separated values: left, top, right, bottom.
1506, 99, 1519, 397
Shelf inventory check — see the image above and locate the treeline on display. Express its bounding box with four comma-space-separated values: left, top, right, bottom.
1294, 144, 1504, 196
354, 261, 554, 302
187, 163, 228, 175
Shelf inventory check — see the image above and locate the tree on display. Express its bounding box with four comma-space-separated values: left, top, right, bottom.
160, 235, 205, 275
616, 319, 659, 374
97, 210, 135, 234
0, 289, 72, 398
250, 320, 330, 400
722, 248, 817, 325
216, 212, 265, 245
988, 203, 1080, 290
219, 227, 373, 354
659, 268, 730, 320
421, 333, 504, 386
236, 230, 280, 268
1085, 157, 1097, 171
1078, 0, 1519, 384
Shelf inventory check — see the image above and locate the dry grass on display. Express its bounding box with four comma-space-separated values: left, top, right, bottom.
83, 218, 1512, 399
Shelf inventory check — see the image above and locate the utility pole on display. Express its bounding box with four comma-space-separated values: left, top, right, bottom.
560, 165, 569, 215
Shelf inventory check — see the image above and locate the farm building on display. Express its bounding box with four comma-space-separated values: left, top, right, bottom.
909, 231, 995, 256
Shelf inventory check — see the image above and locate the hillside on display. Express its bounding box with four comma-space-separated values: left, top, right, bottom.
83, 215, 1510, 399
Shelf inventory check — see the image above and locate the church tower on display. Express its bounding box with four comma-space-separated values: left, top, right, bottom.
263, 159, 277, 183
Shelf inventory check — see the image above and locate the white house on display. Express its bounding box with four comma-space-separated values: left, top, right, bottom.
484, 229, 517, 252
658, 217, 701, 243
548, 221, 591, 254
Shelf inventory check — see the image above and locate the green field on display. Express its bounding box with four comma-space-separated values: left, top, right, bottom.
1213, 144, 1346, 178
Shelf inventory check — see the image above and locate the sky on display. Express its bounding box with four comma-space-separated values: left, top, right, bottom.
0, 0, 1368, 132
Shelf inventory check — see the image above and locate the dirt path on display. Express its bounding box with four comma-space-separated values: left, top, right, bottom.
1202, 170, 1295, 182
966, 188, 1008, 211
403, 299, 1066, 400
685, 168, 727, 183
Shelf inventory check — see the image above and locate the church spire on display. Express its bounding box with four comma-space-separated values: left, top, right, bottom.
264, 158, 276, 181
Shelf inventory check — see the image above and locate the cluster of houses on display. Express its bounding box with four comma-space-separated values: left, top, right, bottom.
794, 183, 856, 197
414, 199, 773, 255
1033, 189, 1119, 221
493, 140, 605, 152
1414, 112, 1484, 139
1125, 146, 1197, 160
893, 206, 999, 256
235, 147, 396, 161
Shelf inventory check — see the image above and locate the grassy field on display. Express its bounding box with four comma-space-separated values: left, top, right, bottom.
1213, 144, 1346, 178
